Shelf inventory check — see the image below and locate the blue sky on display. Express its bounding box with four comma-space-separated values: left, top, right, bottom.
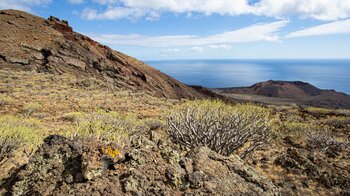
1, 0, 350, 60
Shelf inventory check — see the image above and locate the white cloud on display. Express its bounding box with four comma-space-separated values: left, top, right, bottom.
82, 0, 350, 21
82, 7, 143, 20
286, 19, 350, 38
89, 21, 288, 47
120, 0, 252, 15
81, 0, 252, 20
0, 0, 51, 11
68, 0, 84, 4
209, 44, 232, 49
254, 0, 350, 21
189, 46, 204, 52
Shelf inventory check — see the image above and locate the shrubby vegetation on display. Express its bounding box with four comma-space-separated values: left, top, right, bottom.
279, 112, 350, 154
0, 95, 14, 107
23, 102, 42, 117
305, 128, 349, 154
0, 115, 47, 162
304, 107, 350, 118
324, 117, 350, 129
282, 121, 318, 138
62, 110, 147, 146
167, 100, 272, 158
0, 67, 349, 194
60, 112, 85, 122
306, 129, 336, 150
0, 69, 173, 119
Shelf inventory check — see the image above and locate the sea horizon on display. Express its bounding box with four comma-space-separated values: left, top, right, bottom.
145, 58, 350, 61
146, 59, 350, 94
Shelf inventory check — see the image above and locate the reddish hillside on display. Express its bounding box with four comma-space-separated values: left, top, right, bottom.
222, 80, 323, 99
0, 10, 206, 99
215, 80, 350, 108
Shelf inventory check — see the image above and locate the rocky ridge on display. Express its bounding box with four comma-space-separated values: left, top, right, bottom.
0, 10, 206, 99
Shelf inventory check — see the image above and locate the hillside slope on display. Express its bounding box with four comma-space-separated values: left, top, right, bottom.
224, 80, 324, 99
215, 80, 350, 108
0, 10, 205, 99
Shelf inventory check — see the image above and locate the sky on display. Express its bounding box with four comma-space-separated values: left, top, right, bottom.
1, 0, 350, 60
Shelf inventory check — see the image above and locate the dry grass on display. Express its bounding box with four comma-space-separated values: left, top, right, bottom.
60, 110, 148, 146
304, 107, 349, 118
0, 68, 349, 195
0, 68, 175, 132
0, 68, 176, 156
1, 68, 348, 149
324, 116, 350, 129
0, 115, 47, 161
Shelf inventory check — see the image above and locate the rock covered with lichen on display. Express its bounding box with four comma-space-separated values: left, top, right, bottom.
1, 135, 280, 195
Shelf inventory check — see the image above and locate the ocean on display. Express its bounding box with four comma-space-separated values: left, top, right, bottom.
146, 59, 350, 94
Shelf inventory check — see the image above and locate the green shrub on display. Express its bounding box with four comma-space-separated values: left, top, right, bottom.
335, 109, 350, 117
0, 115, 47, 161
306, 128, 342, 151
167, 100, 272, 158
144, 118, 165, 131
62, 110, 146, 146
60, 112, 85, 122
324, 117, 349, 129
282, 121, 319, 138
306, 107, 336, 118
0, 96, 14, 107
23, 102, 42, 116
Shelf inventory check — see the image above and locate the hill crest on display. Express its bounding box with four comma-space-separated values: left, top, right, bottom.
215, 80, 350, 108
0, 9, 205, 99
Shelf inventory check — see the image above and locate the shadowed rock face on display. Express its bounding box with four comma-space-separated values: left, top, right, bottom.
1, 135, 280, 195
0, 10, 206, 99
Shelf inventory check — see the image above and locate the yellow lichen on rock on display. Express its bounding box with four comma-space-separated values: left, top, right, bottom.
101, 146, 120, 159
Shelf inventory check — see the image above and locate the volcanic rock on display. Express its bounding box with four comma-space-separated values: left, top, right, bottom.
0, 9, 206, 99
1, 135, 280, 195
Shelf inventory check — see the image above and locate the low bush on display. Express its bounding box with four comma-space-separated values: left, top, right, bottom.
306, 107, 335, 118
62, 110, 146, 146
324, 117, 349, 129
335, 109, 350, 117
167, 100, 272, 158
282, 121, 318, 138
60, 112, 85, 122
0, 115, 47, 162
144, 118, 165, 131
0, 95, 14, 107
23, 102, 42, 116
305, 129, 346, 153
306, 129, 334, 150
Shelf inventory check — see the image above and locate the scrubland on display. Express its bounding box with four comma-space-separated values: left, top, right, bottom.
0, 68, 349, 194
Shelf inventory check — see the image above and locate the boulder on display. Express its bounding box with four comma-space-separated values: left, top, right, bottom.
2, 135, 124, 195
183, 147, 280, 195
1, 135, 280, 195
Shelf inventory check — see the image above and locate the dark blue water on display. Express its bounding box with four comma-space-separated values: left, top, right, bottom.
146, 59, 350, 94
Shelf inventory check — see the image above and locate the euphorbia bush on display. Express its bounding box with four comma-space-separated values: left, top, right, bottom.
167, 100, 271, 158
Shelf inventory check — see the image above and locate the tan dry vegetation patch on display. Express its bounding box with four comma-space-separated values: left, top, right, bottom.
1, 68, 350, 195
242, 103, 350, 194
0, 68, 177, 132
